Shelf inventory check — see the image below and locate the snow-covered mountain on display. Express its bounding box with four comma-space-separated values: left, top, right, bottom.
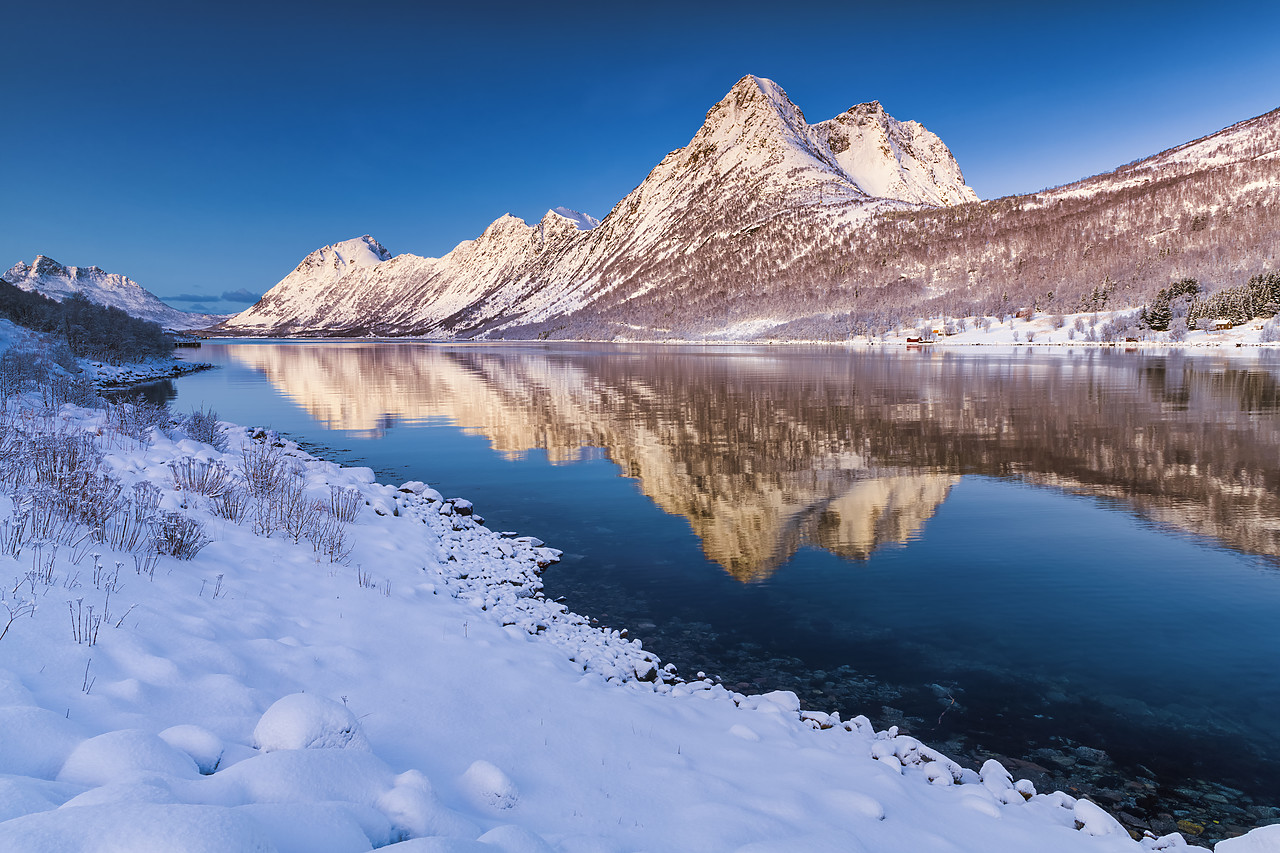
223, 77, 1279, 341
220, 75, 979, 338
2, 255, 223, 330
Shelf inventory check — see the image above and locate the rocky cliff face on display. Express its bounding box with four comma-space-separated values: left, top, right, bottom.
219, 76, 979, 339
2, 256, 222, 330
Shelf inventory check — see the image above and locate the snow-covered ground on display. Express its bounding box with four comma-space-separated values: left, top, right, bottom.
2, 328, 1278, 852
695, 309, 1280, 349
871, 310, 1280, 349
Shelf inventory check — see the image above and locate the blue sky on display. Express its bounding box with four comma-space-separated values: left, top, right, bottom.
3, 0, 1278, 313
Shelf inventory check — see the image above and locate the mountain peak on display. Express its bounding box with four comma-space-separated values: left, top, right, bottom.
333, 235, 391, 264
712, 74, 808, 130
300, 236, 391, 274
548, 207, 600, 231
813, 101, 978, 207
32, 255, 67, 277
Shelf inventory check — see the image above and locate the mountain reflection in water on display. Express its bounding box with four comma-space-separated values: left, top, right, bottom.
228, 343, 1280, 578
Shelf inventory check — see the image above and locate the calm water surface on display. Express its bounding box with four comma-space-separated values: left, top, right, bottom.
167, 342, 1280, 837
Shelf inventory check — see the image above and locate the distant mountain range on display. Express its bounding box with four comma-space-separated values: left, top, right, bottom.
2, 256, 221, 330
218, 74, 1280, 341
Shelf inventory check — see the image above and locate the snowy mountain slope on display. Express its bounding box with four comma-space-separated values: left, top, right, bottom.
551, 206, 600, 230
1036, 107, 1280, 205
220, 75, 978, 338
3, 255, 223, 330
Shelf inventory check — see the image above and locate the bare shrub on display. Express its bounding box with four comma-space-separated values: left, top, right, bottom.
67, 473, 124, 529
211, 487, 251, 523
277, 473, 323, 544
99, 504, 149, 553
41, 375, 100, 410
169, 457, 235, 497
107, 397, 173, 440
328, 486, 362, 524
28, 432, 100, 487
1, 599, 37, 642
0, 350, 49, 397
239, 439, 286, 497
150, 512, 210, 560
240, 440, 291, 536
309, 517, 352, 563
0, 513, 31, 557
0, 408, 22, 485
96, 485, 160, 553
132, 482, 162, 522
183, 407, 226, 451
23, 431, 124, 529
302, 486, 360, 563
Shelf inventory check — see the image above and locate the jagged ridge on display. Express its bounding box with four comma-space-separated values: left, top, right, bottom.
220, 75, 977, 338
2, 256, 223, 330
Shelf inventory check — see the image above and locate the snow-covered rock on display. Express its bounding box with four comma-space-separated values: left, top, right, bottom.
252, 693, 370, 752
460, 760, 518, 811
1216, 825, 1280, 852
56, 729, 200, 786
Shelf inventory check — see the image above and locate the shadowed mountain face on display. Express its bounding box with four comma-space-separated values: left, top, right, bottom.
228, 343, 1280, 577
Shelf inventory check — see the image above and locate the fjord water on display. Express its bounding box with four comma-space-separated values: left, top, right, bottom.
171, 342, 1280, 827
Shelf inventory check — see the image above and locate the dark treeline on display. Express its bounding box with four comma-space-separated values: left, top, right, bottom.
0, 280, 172, 362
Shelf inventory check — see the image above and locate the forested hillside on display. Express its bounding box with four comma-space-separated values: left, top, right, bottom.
0, 280, 172, 362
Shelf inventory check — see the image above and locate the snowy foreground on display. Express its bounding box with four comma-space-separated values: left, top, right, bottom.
2, 359, 1278, 852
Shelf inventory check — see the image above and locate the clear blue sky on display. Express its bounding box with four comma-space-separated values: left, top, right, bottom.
3, 0, 1278, 313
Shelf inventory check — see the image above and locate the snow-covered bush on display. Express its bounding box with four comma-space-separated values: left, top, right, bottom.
169, 457, 235, 498
159, 725, 224, 775
210, 487, 251, 523
40, 374, 99, 411
1096, 311, 1141, 342
328, 486, 362, 525
182, 407, 226, 451
150, 511, 209, 560
106, 397, 173, 441
0, 349, 47, 397
276, 472, 323, 544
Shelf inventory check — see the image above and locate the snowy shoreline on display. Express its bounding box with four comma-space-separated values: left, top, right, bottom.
1, 344, 1277, 850
202, 306, 1280, 351
86, 357, 215, 390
